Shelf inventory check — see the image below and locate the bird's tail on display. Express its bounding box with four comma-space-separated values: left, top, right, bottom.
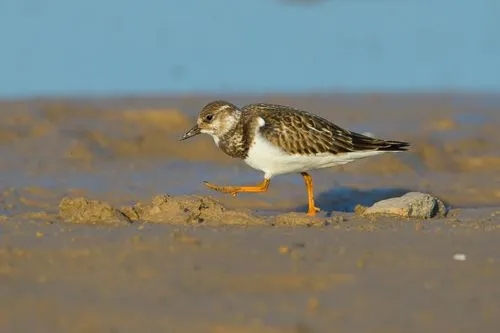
351, 132, 410, 152
375, 140, 410, 152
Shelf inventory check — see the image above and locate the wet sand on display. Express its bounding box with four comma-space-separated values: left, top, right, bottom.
1, 94, 500, 332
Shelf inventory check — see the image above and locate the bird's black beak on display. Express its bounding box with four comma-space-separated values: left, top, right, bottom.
179, 124, 201, 141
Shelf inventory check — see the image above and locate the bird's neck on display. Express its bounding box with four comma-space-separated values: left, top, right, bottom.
217, 116, 249, 159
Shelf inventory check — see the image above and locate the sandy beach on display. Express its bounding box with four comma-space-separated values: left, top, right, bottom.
1, 94, 499, 332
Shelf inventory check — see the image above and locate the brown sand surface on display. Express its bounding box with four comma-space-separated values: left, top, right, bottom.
1, 94, 500, 332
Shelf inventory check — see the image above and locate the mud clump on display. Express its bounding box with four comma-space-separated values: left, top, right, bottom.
59, 195, 266, 226
57, 195, 339, 226
59, 197, 132, 225
123, 194, 266, 225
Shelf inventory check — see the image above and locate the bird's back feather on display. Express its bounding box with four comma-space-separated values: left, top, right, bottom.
242, 103, 409, 156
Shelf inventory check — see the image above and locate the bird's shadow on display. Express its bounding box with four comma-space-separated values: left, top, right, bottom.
294, 186, 412, 216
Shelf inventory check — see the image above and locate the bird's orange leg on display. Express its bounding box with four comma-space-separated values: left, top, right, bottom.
301, 172, 321, 216
203, 178, 270, 197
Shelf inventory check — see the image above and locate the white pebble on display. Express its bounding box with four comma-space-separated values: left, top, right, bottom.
453, 253, 467, 261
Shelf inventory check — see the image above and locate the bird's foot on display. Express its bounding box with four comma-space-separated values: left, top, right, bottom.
203, 179, 270, 198
203, 182, 239, 197
306, 205, 321, 217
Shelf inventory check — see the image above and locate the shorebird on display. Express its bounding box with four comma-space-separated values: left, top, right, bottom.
180, 100, 409, 216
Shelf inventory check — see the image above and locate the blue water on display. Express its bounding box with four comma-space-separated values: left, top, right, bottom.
1, 0, 499, 98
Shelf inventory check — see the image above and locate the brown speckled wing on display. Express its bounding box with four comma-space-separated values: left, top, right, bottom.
243, 103, 409, 155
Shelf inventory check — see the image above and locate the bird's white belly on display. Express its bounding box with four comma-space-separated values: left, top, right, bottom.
244, 131, 386, 178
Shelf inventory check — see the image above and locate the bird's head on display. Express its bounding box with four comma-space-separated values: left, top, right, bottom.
179, 100, 241, 142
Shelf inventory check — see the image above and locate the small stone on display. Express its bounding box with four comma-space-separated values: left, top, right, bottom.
36, 231, 44, 237
362, 192, 448, 219
453, 253, 467, 261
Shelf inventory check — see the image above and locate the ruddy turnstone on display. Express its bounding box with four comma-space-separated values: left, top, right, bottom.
179, 100, 409, 216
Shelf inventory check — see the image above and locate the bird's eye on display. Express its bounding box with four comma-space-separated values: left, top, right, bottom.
205, 114, 213, 122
